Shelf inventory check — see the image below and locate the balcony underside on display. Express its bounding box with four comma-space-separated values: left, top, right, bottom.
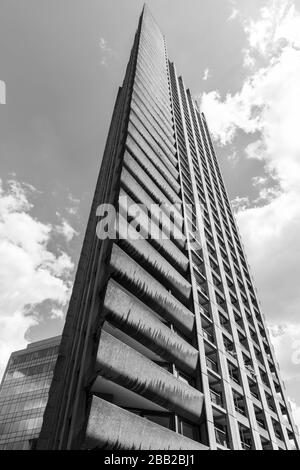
118, 188, 188, 272
109, 244, 195, 337
117, 217, 191, 300
104, 280, 198, 375
83, 396, 207, 450
95, 330, 204, 422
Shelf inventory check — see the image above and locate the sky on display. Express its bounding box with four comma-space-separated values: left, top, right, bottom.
0, 0, 300, 431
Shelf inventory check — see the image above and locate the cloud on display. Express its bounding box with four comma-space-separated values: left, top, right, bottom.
268, 324, 300, 434
244, 0, 300, 58
56, 218, 78, 242
67, 193, 80, 216
201, 2, 300, 151
290, 400, 300, 434
228, 0, 239, 21
0, 179, 74, 380
99, 36, 115, 67
227, 150, 239, 167
202, 68, 210, 81
50, 307, 64, 320
228, 8, 239, 21
0, 80, 6, 104
237, 190, 300, 324
231, 196, 250, 212
200, 87, 260, 145
253, 186, 281, 205
252, 176, 268, 187
243, 48, 256, 69
269, 324, 300, 380
200, 0, 300, 427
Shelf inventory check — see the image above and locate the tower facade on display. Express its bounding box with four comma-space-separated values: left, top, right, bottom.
37, 7, 299, 450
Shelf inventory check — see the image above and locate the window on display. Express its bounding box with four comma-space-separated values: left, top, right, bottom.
174, 368, 195, 387
228, 362, 240, 385
233, 391, 247, 417
145, 413, 173, 430
239, 424, 253, 450
155, 361, 172, 373
178, 418, 199, 441
130, 410, 175, 431
210, 389, 223, 407
214, 424, 228, 448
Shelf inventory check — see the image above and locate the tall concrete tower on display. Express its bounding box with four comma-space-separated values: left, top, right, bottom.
37, 6, 299, 450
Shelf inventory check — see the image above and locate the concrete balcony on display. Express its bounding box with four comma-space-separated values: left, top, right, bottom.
127, 122, 180, 193
122, 150, 182, 223
110, 244, 195, 337
104, 280, 198, 375
120, 168, 185, 249
118, 188, 188, 273
129, 113, 178, 175
95, 330, 204, 423
83, 397, 207, 450
117, 218, 191, 301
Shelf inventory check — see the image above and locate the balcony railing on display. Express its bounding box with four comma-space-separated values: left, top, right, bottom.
203, 330, 214, 343
235, 405, 247, 417
215, 427, 228, 448
241, 441, 251, 450
229, 373, 240, 385
206, 357, 218, 373
210, 389, 223, 407
250, 390, 259, 400
268, 402, 276, 413
226, 347, 237, 359
261, 377, 270, 388
198, 286, 209, 300
200, 305, 211, 319
256, 418, 266, 429
220, 320, 231, 334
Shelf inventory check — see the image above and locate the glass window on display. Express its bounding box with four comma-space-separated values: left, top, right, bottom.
178, 418, 199, 441
145, 414, 173, 430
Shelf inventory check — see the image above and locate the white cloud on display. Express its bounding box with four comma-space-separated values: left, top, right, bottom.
268, 324, 300, 434
228, 1, 239, 21
237, 189, 300, 325
0, 80, 6, 105
228, 8, 239, 21
201, 1, 300, 152
227, 150, 239, 167
67, 207, 78, 216
50, 308, 64, 320
290, 400, 300, 435
99, 37, 109, 50
56, 219, 78, 242
252, 176, 268, 186
45, 251, 74, 277
67, 193, 80, 216
243, 48, 256, 68
253, 186, 281, 204
200, 85, 260, 145
231, 196, 250, 212
0, 179, 74, 380
270, 324, 300, 380
244, 0, 300, 58
99, 36, 115, 67
202, 68, 210, 81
